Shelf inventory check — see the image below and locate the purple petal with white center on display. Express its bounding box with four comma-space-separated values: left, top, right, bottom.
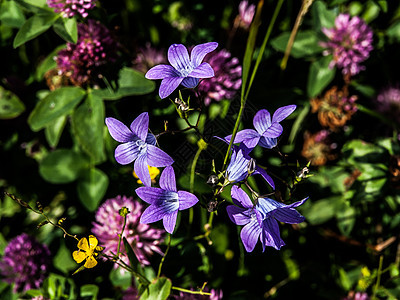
136, 187, 166, 204
226, 205, 251, 225
140, 199, 179, 224
105, 117, 135, 143
163, 210, 178, 233
231, 186, 254, 208
258, 136, 277, 149
145, 64, 178, 80
177, 190, 199, 210
254, 166, 275, 189
261, 218, 285, 251
159, 166, 176, 192
181, 77, 199, 88
190, 42, 218, 67
233, 129, 260, 148
130, 112, 149, 141
253, 109, 271, 134
263, 122, 283, 138
134, 153, 151, 187
272, 105, 296, 123
241, 219, 262, 252
189, 62, 214, 78
146, 133, 157, 146
147, 144, 174, 168
159, 77, 184, 99
168, 44, 190, 71
115, 141, 140, 165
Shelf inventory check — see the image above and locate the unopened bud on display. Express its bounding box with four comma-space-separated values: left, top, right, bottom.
207, 175, 219, 186
247, 158, 256, 174
37, 220, 49, 229
119, 207, 130, 217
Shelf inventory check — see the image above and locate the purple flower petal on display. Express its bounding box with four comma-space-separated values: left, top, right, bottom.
135, 187, 165, 204
177, 191, 199, 210
159, 77, 184, 99
159, 166, 177, 192
189, 62, 214, 78
105, 117, 135, 143
241, 219, 262, 252
231, 185, 254, 208
258, 136, 277, 149
130, 112, 149, 141
115, 141, 140, 165
190, 42, 218, 67
254, 166, 275, 189
233, 129, 260, 148
134, 153, 151, 187
181, 77, 199, 88
145, 64, 178, 80
274, 208, 305, 224
253, 109, 272, 134
261, 218, 285, 251
271, 105, 296, 123
140, 200, 178, 224
147, 145, 174, 168
146, 133, 157, 146
168, 44, 190, 72
163, 210, 178, 233
226, 205, 251, 225
263, 122, 283, 138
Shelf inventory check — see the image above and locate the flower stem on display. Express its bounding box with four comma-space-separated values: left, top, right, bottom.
116, 213, 128, 256
171, 286, 211, 296
157, 234, 171, 278
372, 255, 384, 299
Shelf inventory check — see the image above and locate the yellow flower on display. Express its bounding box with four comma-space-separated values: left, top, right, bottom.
72, 235, 103, 268
133, 166, 160, 184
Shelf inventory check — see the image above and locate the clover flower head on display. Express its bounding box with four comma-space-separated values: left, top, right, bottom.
198, 49, 242, 105
136, 166, 199, 234
105, 112, 174, 187
132, 43, 167, 74
320, 13, 373, 76
56, 19, 119, 86
227, 186, 307, 252
238, 1, 256, 29
0, 233, 51, 292
92, 195, 165, 267
225, 143, 274, 189
47, 0, 96, 18
145, 42, 218, 99
226, 105, 296, 150
375, 86, 400, 123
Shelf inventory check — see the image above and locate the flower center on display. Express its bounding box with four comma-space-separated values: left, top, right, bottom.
179, 64, 193, 77
135, 140, 148, 153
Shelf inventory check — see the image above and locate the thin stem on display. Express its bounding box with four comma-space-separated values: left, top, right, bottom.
117, 213, 128, 256
171, 286, 211, 296
190, 146, 204, 193
157, 234, 171, 278
372, 256, 384, 299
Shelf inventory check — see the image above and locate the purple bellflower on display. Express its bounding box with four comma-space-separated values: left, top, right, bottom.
106, 112, 174, 187
225, 143, 274, 189
145, 42, 218, 99
136, 166, 199, 234
226, 105, 296, 150
227, 186, 307, 252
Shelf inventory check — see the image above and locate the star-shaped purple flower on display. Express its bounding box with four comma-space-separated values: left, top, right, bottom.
136, 166, 199, 234
227, 186, 307, 252
226, 143, 274, 189
105, 112, 174, 187
145, 42, 218, 99
226, 105, 296, 150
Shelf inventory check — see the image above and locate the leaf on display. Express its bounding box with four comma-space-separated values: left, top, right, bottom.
123, 237, 146, 279
289, 102, 310, 144
53, 17, 78, 43
53, 242, 77, 273
140, 277, 172, 300
0, 1, 26, 28
271, 31, 323, 58
92, 68, 155, 100
311, 1, 336, 31
301, 196, 343, 225
39, 149, 88, 184
336, 202, 356, 236
36, 45, 66, 81
13, 13, 59, 48
45, 115, 67, 148
307, 55, 336, 98
80, 284, 99, 300
14, 0, 51, 13
71, 93, 105, 163
0, 86, 25, 119
77, 168, 108, 212
109, 267, 132, 289
28, 87, 86, 131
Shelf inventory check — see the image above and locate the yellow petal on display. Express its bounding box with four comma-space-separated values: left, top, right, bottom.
84, 255, 98, 268
88, 235, 98, 250
73, 250, 87, 263
77, 237, 89, 251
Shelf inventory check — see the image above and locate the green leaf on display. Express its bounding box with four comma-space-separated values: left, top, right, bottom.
0, 1, 26, 28
307, 55, 336, 98
301, 196, 343, 225
77, 168, 108, 212
140, 277, 172, 300
71, 93, 105, 163
53, 17, 77, 43
123, 237, 145, 279
39, 149, 88, 184
342, 139, 387, 165
53, 241, 77, 273
80, 284, 99, 300
45, 115, 67, 148
311, 1, 336, 31
336, 202, 356, 236
0, 86, 25, 119
13, 13, 59, 48
36, 45, 66, 80
362, 1, 381, 23
92, 68, 155, 100
14, 0, 51, 13
109, 267, 132, 289
28, 87, 86, 131
289, 102, 310, 144
387, 21, 400, 43
271, 30, 323, 58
